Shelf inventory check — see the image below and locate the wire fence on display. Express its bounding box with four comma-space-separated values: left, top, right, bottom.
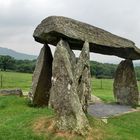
0, 72, 140, 92
0, 72, 113, 91
0, 72, 32, 91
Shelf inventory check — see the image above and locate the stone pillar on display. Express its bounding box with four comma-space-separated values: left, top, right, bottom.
76, 42, 91, 112
49, 40, 90, 135
32, 44, 53, 107
113, 59, 139, 106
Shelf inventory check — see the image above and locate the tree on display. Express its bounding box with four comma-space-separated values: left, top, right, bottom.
90, 61, 117, 78
15, 59, 36, 73
0, 55, 15, 71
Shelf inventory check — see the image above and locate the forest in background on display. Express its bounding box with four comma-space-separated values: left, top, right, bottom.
0, 55, 36, 73
0, 55, 140, 80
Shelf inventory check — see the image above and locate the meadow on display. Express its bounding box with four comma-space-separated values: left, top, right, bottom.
0, 71, 32, 91
0, 71, 140, 140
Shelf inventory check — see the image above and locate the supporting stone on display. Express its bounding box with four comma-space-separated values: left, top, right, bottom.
64, 40, 77, 74
113, 59, 139, 106
49, 40, 90, 135
32, 44, 53, 107
76, 42, 91, 112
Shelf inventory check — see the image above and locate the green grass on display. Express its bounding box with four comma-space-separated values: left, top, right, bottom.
0, 72, 140, 140
0, 71, 32, 91
106, 112, 140, 140
91, 78, 114, 102
92, 78, 140, 103
0, 71, 139, 102
0, 96, 54, 140
0, 96, 139, 140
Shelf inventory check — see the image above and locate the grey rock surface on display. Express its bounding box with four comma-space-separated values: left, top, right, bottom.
76, 42, 91, 112
88, 103, 134, 118
33, 16, 140, 60
89, 94, 102, 104
113, 59, 139, 105
32, 44, 53, 107
0, 89, 23, 96
49, 40, 89, 135
64, 40, 76, 74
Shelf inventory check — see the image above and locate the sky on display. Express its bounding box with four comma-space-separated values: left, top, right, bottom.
0, 0, 140, 63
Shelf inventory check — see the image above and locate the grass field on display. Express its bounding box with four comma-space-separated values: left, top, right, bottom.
0, 72, 140, 140
0, 71, 140, 102
0, 71, 32, 91
91, 78, 114, 102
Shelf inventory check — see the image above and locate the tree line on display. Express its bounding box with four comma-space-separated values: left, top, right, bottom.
0, 55, 140, 80
90, 61, 140, 80
90, 61, 117, 79
0, 55, 36, 73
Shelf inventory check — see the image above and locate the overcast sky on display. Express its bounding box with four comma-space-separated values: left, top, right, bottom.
0, 0, 140, 63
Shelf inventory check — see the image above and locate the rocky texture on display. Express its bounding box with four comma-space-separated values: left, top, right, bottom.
88, 95, 103, 104
49, 40, 90, 135
113, 59, 139, 105
32, 44, 53, 107
33, 16, 140, 60
76, 42, 91, 112
88, 103, 135, 118
0, 89, 23, 96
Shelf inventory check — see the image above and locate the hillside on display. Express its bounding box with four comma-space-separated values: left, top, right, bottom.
0, 47, 37, 60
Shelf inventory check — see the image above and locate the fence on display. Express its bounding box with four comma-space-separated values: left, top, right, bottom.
0, 74, 2, 88
91, 78, 113, 90
0, 72, 140, 91
0, 72, 32, 91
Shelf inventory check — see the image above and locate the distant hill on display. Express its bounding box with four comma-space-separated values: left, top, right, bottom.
0, 47, 37, 60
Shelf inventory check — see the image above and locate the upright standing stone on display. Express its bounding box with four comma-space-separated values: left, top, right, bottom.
50, 40, 89, 135
113, 59, 139, 106
32, 44, 53, 107
64, 40, 77, 74
76, 42, 91, 112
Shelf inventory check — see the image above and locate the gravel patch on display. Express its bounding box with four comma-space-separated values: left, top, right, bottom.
87, 103, 136, 118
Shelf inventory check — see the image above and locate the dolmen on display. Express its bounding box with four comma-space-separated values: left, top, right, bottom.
32, 16, 140, 134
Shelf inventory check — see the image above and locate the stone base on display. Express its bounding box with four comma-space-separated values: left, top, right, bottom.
0, 89, 23, 96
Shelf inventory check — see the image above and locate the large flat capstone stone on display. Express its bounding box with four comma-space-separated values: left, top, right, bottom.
33, 16, 140, 60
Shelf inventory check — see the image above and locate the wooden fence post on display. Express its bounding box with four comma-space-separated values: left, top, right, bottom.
0, 74, 2, 88
100, 79, 102, 89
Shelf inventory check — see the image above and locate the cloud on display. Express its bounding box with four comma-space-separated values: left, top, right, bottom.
0, 0, 140, 63
0, 0, 65, 27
